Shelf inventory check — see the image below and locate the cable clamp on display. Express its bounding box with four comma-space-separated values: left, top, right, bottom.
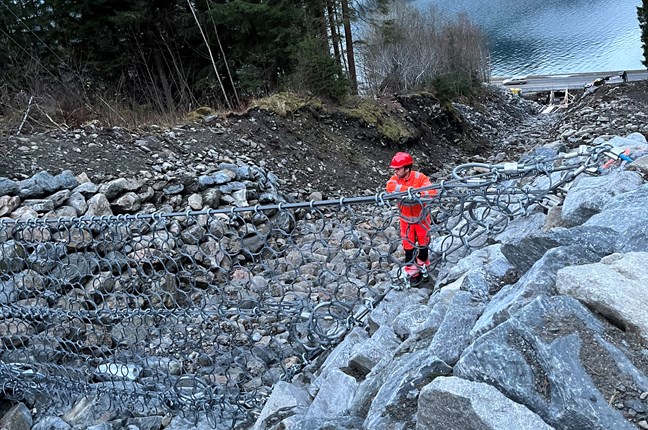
603, 146, 624, 161
501, 162, 521, 174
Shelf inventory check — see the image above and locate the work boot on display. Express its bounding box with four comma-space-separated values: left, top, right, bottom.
409, 273, 423, 287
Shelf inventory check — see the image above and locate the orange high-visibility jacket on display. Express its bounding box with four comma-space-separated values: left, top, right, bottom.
385, 170, 437, 223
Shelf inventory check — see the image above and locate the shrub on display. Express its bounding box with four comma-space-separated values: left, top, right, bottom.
359, 2, 489, 98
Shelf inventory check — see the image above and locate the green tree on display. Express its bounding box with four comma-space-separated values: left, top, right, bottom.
0, 0, 354, 119
639, 0, 648, 68
203, 0, 308, 95
288, 36, 349, 100
0, 0, 56, 87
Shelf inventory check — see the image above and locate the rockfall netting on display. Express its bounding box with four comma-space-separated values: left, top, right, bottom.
0, 143, 624, 428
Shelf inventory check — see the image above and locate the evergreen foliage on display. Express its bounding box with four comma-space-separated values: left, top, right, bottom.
639, 0, 648, 68
288, 36, 350, 101
0, 0, 489, 123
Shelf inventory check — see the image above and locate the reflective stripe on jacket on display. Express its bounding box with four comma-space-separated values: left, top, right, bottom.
385, 171, 437, 222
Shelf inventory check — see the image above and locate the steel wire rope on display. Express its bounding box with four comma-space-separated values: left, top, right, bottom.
0, 142, 628, 427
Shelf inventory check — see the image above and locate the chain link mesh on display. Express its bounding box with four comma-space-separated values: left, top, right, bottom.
0, 144, 612, 427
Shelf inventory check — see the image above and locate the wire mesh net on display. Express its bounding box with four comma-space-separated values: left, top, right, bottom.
0, 144, 613, 427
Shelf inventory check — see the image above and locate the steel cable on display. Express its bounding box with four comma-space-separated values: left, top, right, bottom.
0, 144, 616, 427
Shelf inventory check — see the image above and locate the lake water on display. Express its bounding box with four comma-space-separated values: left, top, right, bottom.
412, 0, 644, 77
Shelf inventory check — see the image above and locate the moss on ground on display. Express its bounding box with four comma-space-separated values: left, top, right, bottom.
341, 98, 413, 144
254, 92, 413, 143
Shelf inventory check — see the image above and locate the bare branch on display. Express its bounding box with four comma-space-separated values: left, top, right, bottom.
187, 0, 232, 111
16, 95, 33, 135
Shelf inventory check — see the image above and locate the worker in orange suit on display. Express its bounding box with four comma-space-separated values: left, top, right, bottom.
385, 152, 437, 286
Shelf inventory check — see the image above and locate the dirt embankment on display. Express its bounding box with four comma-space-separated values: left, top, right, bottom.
2, 82, 647, 199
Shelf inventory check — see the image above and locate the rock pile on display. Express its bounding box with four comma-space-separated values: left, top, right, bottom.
551, 81, 648, 146
0, 160, 286, 220
0, 87, 550, 200
0, 159, 402, 430
251, 132, 648, 430
2, 82, 648, 430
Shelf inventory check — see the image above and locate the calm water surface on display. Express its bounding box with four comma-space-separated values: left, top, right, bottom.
413, 0, 644, 77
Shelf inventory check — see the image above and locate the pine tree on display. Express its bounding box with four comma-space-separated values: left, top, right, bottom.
639, 0, 648, 68
0, 0, 56, 88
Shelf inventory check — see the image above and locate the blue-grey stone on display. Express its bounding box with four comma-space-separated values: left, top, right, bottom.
0, 177, 19, 196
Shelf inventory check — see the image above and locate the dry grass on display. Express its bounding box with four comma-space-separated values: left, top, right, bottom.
254, 92, 323, 116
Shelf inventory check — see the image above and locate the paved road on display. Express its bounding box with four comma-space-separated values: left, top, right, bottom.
491, 70, 648, 93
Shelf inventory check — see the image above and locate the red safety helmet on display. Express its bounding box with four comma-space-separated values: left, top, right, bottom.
389, 152, 414, 169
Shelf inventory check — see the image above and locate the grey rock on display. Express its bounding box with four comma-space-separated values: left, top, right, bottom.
126, 416, 163, 430
473, 244, 604, 337
0, 403, 33, 430
26, 242, 67, 274
306, 369, 358, 418
241, 232, 265, 254
583, 183, 648, 253
85, 193, 113, 217
417, 376, 553, 430
23, 199, 55, 213
629, 155, 648, 176
500, 225, 615, 273
163, 183, 184, 195
0, 195, 21, 216
9, 206, 38, 219
50, 252, 100, 284
166, 414, 230, 430
55, 170, 80, 190
18, 171, 58, 198
561, 170, 643, 226
12, 269, 46, 293
347, 325, 401, 376
49, 189, 71, 208
66, 191, 87, 215
367, 289, 429, 334
188, 193, 203, 210
391, 304, 433, 338
436, 244, 514, 289
112, 192, 142, 214
494, 211, 547, 252
85, 423, 112, 430
138, 185, 155, 202
557, 252, 648, 340
456, 295, 636, 430
232, 188, 249, 206
364, 351, 452, 430
258, 191, 278, 204
219, 181, 246, 194
0, 177, 19, 196
180, 224, 206, 245
198, 170, 236, 188
0, 240, 27, 273
252, 381, 310, 430
32, 416, 72, 430
428, 289, 486, 366
98, 178, 142, 200
0, 279, 18, 304
287, 416, 364, 430
202, 188, 222, 208
72, 181, 99, 196
312, 327, 369, 392
459, 269, 491, 300
45, 203, 82, 219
